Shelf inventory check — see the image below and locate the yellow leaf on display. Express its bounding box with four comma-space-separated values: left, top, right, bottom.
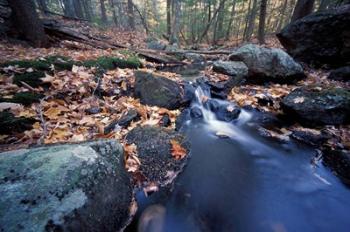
44, 107, 62, 119
170, 139, 187, 160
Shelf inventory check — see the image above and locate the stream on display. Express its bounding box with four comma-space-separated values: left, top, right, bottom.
126, 84, 350, 232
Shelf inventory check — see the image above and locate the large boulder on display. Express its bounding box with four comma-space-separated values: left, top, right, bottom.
126, 126, 189, 185
134, 71, 184, 110
281, 87, 350, 125
0, 140, 133, 232
213, 61, 248, 77
277, 5, 350, 68
229, 44, 305, 83
328, 66, 350, 82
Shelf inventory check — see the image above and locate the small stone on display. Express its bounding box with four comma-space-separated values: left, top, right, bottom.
190, 107, 203, 119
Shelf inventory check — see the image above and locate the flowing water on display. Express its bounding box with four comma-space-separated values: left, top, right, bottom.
127, 86, 350, 232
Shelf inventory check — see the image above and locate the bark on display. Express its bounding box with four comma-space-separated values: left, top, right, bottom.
109, 0, 118, 26
127, 0, 135, 30
276, 0, 288, 32
36, 0, 48, 14
8, 0, 49, 47
100, 0, 108, 24
82, 0, 93, 21
73, 0, 84, 19
258, 0, 267, 44
170, 0, 181, 45
167, 0, 171, 37
62, 0, 76, 17
225, 0, 237, 40
213, 0, 226, 43
291, 0, 315, 22
244, 0, 258, 41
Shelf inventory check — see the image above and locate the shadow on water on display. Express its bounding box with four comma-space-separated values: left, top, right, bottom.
127, 86, 350, 232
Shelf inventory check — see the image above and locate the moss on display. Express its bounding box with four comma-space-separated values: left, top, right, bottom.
13, 71, 46, 87
0, 92, 43, 106
82, 56, 142, 70
1, 56, 74, 71
0, 111, 37, 134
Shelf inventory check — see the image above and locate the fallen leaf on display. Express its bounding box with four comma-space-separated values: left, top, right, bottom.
170, 139, 187, 160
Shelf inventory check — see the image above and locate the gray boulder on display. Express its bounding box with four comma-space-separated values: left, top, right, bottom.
0, 140, 133, 232
229, 44, 305, 83
134, 71, 184, 110
213, 61, 248, 77
184, 53, 205, 62
328, 66, 350, 82
277, 5, 350, 68
281, 87, 350, 125
147, 40, 167, 50
126, 126, 189, 185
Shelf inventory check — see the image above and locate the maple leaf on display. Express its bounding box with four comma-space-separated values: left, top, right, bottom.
170, 139, 187, 160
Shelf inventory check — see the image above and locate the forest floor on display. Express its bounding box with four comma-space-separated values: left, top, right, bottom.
0, 18, 349, 156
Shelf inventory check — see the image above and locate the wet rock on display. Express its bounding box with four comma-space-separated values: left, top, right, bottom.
322, 147, 350, 185
159, 114, 171, 127
229, 44, 305, 83
126, 126, 189, 185
213, 61, 248, 77
277, 5, 350, 68
328, 66, 350, 82
204, 99, 220, 112
190, 106, 203, 119
182, 82, 196, 104
243, 106, 281, 129
175, 109, 191, 131
0, 111, 37, 134
0, 140, 133, 232
134, 71, 184, 110
104, 109, 140, 134
216, 104, 241, 122
281, 87, 350, 125
290, 129, 330, 147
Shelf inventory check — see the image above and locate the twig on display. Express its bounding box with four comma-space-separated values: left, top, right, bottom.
20, 81, 38, 92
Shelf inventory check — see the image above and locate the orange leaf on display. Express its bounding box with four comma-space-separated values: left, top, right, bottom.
170, 139, 187, 160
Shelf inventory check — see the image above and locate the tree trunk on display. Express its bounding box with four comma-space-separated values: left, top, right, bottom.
291, 0, 315, 22
36, 0, 48, 15
276, 0, 288, 32
81, 0, 93, 21
170, 0, 181, 45
127, 0, 135, 30
62, 0, 76, 17
258, 0, 267, 44
244, 0, 258, 41
109, 0, 118, 26
214, 0, 226, 43
167, 0, 172, 37
73, 0, 84, 19
100, 0, 108, 24
8, 0, 49, 47
225, 0, 237, 40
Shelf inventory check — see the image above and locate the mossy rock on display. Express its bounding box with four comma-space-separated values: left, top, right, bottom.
13, 71, 46, 88
0, 92, 43, 106
82, 56, 142, 70
0, 111, 37, 134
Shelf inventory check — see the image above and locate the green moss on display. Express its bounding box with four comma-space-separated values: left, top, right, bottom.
0, 111, 37, 134
82, 56, 142, 70
13, 71, 45, 87
1, 55, 74, 71
0, 92, 43, 106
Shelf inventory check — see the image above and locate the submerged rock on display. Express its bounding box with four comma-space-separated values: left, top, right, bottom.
277, 5, 350, 67
328, 66, 350, 82
322, 147, 350, 185
134, 71, 184, 110
213, 61, 248, 77
229, 44, 305, 83
0, 140, 133, 232
281, 87, 350, 125
126, 126, 189, 185
175, 109, 191, 131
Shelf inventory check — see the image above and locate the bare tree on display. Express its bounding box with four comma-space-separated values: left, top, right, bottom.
167, 0, 172, 37
291, 0, 315, 22
244, 0, 258, 41
170, 0, 181, 44
225, 0, 237, 40
8, 0, 48, 47
127, 0, 135, 30
258, 0, 267, 44
100, 0, 108, 24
